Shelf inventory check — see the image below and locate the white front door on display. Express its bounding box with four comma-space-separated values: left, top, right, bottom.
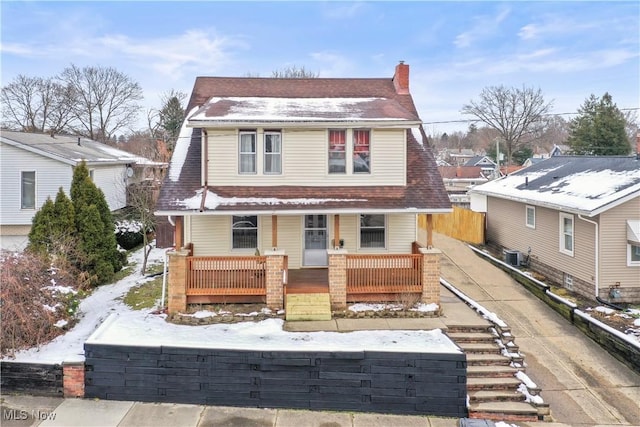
303, 215, 328, 266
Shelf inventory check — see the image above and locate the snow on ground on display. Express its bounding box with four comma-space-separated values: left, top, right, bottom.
4, 244, 170, 364
5, 244, 454, 364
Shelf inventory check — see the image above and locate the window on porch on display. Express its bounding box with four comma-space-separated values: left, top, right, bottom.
232, 215, 258, 249
360, 214, 386, 249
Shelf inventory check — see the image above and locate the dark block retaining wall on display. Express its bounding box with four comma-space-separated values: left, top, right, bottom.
84, 343, 467, 417
0, 362, 63, 396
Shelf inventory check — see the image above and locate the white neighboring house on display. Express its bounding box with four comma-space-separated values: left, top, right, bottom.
0, 130, 154, 251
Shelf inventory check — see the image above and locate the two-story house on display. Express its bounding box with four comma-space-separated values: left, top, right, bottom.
155, 63, 452, 315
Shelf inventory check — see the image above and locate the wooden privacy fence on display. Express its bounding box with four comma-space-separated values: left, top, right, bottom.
420, 207, 485, 244
346, 254, 422, 295
186, 256, 267, 296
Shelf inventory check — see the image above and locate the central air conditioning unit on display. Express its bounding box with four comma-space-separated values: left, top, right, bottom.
504, 250, 521, 267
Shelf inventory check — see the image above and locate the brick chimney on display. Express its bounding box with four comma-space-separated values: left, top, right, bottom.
393, 61, 410, 94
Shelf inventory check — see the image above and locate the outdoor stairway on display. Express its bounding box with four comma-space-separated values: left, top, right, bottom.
285, 293, 331, 321
447, 326, 549, 422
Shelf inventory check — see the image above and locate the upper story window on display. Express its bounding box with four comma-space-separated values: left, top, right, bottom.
360, 214, 386, 249
239, 131, 257, 174
559, 212, 574, 256
21, 171, 36, 209
232, 215, 258, 249
264, 131, 282, 174
526, 205, 535, 229
353, 129, 371, 174
328, 130, 346, 174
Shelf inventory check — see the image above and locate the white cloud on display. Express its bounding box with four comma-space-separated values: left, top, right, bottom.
309, 52, 356, 77
322, 2, 366, 19
454, 5, 511, 48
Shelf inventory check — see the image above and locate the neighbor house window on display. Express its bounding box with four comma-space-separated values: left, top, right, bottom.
264, 131, 282, 174
526, 205, 536, 229
628, 244, 640, 266
21, 171, 36, 209
360, 214, 386, 248
353, 129, 371, 173
239, 132, 257, 174
328, 130, 346, 173
232, 215, 257, 249
559, 212, 574, 256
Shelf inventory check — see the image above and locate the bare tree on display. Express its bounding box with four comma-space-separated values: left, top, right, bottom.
1, 75, 74, 133
461, 85, 553, 165
59, 64, 143, 142
271, 65, 319, 78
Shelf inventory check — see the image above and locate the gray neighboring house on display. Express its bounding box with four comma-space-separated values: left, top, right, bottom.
0, 130, 155, 251
470, 155, 640, 303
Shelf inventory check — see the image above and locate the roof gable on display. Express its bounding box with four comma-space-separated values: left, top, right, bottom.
471, 156, 640, 215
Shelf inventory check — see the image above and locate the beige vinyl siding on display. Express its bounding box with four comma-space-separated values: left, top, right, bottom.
599, 197, 640, 289
386, 214, 417, 253
267, 216, 303, 269
334, 214, 358, 253
0, 225, 31, 251
188, 216, 230, 256
486, 197, 595, 286
0, 143, 73, 225
206, 128, 405, 186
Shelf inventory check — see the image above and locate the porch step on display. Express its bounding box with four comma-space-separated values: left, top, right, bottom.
458, 342, 501, 354
466, 377, 522, 392
468, 390, 526, 403
467, 365, 519, 378
466, 353, 512, 366
447, 332, 496, 344
468, 401, 540, 422
285, 293, 331, 321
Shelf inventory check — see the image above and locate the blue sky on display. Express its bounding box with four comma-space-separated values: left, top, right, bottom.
1, 1, 638, 135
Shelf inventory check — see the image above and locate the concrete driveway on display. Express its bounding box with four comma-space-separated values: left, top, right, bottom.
434, 232, 640, 426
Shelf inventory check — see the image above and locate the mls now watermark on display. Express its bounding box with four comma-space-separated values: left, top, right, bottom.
3, 409, 57, 421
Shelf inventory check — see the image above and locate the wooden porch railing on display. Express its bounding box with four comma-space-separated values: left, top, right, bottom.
186, 256, 267, 296
346, 254, 422, 294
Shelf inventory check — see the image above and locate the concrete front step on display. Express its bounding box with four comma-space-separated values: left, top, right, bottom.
458, 342, 501, 354
466, 353, 512, 366
468, 390, 526, 403
468, 401, 540, 422
467, 365, 519, 378
467, 377, 522, 392
285, 293, 331, 321
447, 332, 496, 344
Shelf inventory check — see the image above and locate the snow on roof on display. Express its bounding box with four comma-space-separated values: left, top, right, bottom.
188, 97, 414, 122
410, 127, 425, 150
176, 189, 367, 210
87, 314, 460, 353
168, 107, 198, 182
471, 156, 640, 215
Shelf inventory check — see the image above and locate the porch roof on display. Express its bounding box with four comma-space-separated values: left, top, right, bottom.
155, 128, 452, 215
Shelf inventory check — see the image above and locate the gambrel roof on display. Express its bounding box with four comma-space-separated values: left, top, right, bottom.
470, 155, 640, 216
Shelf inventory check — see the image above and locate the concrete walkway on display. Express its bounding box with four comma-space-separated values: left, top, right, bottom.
434, 232, 640, 426
2, 232, 638, 427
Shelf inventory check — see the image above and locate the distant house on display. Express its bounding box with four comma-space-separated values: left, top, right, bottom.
448, 148, 476, 166
522, 157, 546, 168
0, 131, 158, 251
470, 155, 640, 303
464, 155, 496, 168
549, 144, 570, 157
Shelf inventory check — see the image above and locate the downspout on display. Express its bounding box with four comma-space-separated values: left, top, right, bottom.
200, 129, 208, 212
578, 214, 598, 298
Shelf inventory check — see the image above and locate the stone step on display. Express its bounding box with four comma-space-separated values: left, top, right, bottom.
466, 353, 512, 366
468, 401, 540, 422
468, 390, 526, 403
458, 342, 501, 354
466, 377, 522, 392
446, 326, 492, 334
447, 332, 496, 344
467, 365, 519, 378
285, 293, 331, 321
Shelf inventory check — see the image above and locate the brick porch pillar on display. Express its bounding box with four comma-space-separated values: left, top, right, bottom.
328, 249, 347, 310
63, 362, 85, 398
167, 248, 190, 315
420, 247, 442, 304
265, 249, 285, 310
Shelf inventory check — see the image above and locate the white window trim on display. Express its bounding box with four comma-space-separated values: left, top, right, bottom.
238, 131, 257, 175
20, 170, 36, 210
358, 214, 387, 250
231, 215, 259, 251
263, 131, 282, 175
627, 243, 640, 267
559, 212, 574, 256
525, 205, 536, 229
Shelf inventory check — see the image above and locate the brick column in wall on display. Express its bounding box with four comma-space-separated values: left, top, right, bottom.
265, 250, 285, 310
167, 249, 190, 315
328, 249, 347, 310
420, 248, 442, 304
63, 362, 85, 398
